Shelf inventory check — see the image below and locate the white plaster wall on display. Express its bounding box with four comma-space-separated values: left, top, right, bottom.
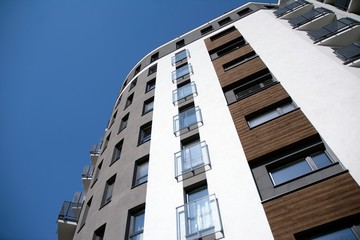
234, 10, 360, 184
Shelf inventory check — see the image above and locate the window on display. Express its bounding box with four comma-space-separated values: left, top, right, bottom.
209, 36, 246, 60
269, 152, 333, 185
101, 174, 116, 207
123, 79, 128, 89
172, 63, 193, 82
247, 101, 297, 128
110, 140, 123, 165
115, 95, 122, 108
138, 122, 152, 145
334, 0, 351, 11
102, 133, 111, 152
93, 224, 106, 240
134, 65, 141, 76
173, 105, 203, 136
109, 111, 117, 128
200, 25, 214, 35
176, 39, 185, 49
133, 157, 149, 187
127, 209, 145, 240
218, 17, 232, 26
79, 197, 92, 229
129, 78, 137, 90
92, 160, 103, 187
125, 93, 134, 109
146, 78, 156, 92
150, 52, 159, 63
173, 81, 197, 105
172, 49, 190, 65
223, 51, 256, 71
210, 26, 236, 41
148, 64, 157, 75
119, 113, 129, 133
237, 7, 252, 17
142, 97, 154, 115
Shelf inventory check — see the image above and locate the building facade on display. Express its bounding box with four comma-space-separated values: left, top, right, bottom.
57, 0, 360, 239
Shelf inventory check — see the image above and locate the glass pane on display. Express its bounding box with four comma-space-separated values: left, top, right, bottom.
179, 108, 197, 129
188, 188, 208, 202
177, 83, 193, 100
271, 159, 312, 185
130, 234, 143, 240
144, 101, 153, 112
312, 227, 357, 240
182, 143, 203, 172
248, 110, 279, 127
280, 102, 296, 114
176, 65, 190, 78
136, 162, 148, 184
175, 50, 187, 62
134, 213, 145, 232
311, 152, 332, 169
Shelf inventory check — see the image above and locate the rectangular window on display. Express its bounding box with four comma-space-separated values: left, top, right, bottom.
101, 174, 116, 207
110, 140, 123, 165
145, 78, 156, 92
200, 25, 214, 35
209, 26, 236, 41
115, 95, 121, 108
102, 133, 111, 152
129, 78, 137, 91
119, 113, 129, 133
125, 93, 134, 109
133, 157, 149, 187
148, 64, 157, 76
138, 122, 152, 145
92, 160, 103, 187
134, 65, 141, 76
209, 36, 246, 60
142, 97, 154, 115
79, 197, 92, 229
237, 7, 252, 17
93, 224, 106, 240
150, 52, 159, 63
128, 209, 145, 240
173, 106, 203, 136
176, 39, 185, 49
223, 51, 256, 71
109, 111, 117, 128
218, 17, 232, 26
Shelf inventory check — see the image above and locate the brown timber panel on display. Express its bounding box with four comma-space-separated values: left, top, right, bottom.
228, 85, 318, 161
204, 30, 241, 51
263, 173, 360, 240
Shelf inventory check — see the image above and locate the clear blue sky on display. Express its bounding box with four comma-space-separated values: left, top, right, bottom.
0, 0, 276, 239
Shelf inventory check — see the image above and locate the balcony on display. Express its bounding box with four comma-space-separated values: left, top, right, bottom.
90, 144, 101, 166
172, 49, 190, 66
273, 0, 311, 19
289, 7, 334, 30
173, 107, 203, 137
176, 194, 224, 240
82, 165, 94, 193
174, 141, 211, 182
173, 82, 198, 105
57, 192, 84, 240
334, 40, 360, 66
172, 64, 193, 83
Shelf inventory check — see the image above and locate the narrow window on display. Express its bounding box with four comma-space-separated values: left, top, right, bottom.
102, 133, 111, 152
142, 97, 154, 115
237, 7, 252, 17
134, 65, 141, 76
101, 175, 116, 207
209, 36, 246, 60
223, 51, 256, 71
146, 78, 156, 92
93, 224, 106, 240
148, 64, 157, 76
133, 157, 149, 187
119, 113, 129, 133
128, 209, 145, 240
125, 93, 134, 109
176, 39, 185, 49
129, 78, 137, 91
79, 197, 92, 229
109, 111, 117, 128
218, 17, 232, 26
138, 122, 152, 145
110, 140, 123, 165
115, 95, 122, 108
210, 26, 236, 41
150, 52, 159, 63
92, 160, 103, 187
200, 25, 214, 35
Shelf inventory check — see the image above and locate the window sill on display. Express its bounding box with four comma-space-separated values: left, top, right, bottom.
131, 181, 148, 189
99, 200, 111, 210
142, 110, 153, 116
137, 139, 151, 147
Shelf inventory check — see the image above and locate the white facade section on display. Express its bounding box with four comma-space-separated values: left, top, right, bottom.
234, 9, 360, 184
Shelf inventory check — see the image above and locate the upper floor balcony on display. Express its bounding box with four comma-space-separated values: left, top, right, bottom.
90, 144, 101, 166
174, 141, 211, 182
173, 106, 203, 137
82, 165, 94, 193
172, 82, 198, 105
176, 194, 224, 240
172, 49, 190, 66
172, 64, 193, 83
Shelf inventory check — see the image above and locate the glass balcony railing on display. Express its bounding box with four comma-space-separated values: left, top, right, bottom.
172, 64, 193, 82
82, 165, 93, 179
273, 0, 309, 18
174, 141, 211, 181
173, 107, 203, 136
176, 194, 224, 240
173, 82, 198, 105
172, 49, 190, 65
58, 201, 82, 223
334, 40, 360, 64
90, 144, 101, 155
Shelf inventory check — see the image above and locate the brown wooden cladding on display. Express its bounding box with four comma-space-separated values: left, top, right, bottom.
263, 172, 360, 240
204, 29, 241, 52
228, 84, 318, 161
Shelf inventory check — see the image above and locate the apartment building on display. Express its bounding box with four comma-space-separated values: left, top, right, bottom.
57, 0, 360, 239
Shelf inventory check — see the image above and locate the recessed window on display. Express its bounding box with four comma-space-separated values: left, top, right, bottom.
79, 197, 92, 229
247, 101, 297, 128
133, 157, 149, 187
209, 36, 246, 60
129, 78, 137, 91
210, 26, 236, 41
115, 95, 122, 108
218, 17, 232, 26
176, 39, 185, 49
101, 174, 116, 207
127, 208, 145, 240
123, 79, 128, 90
110, 140, 123, 165
92, 160, 103, 187
223, 51, 257, 71
109, 111, 117, 128
150, 52, 159, 63
125, 93, 134, 109
237, 7, 252, 17
148, 64, 157, 76
134, 65, 141, 76
138, 122, 152, 145
102, 133, 111, 152
142, 97, 154, 115
200, 25, 214, 35
146, 78, 156, 92
118, 113, 129, 133
93, 223, 106, 240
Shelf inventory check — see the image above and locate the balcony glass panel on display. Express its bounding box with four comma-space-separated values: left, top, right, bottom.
90, 144, 101, 155
172, 64, 193, 82
176, 195, 224, 240
58, 201, 82, 223
273, 0, 309, 18
334, 40, 360, 64
175, 141, 211, 181
173, 82, 198, 105
172, 50, 190, 65
289, 7, 332, 28
173, 107, 203, 136
82, 165, 93, 179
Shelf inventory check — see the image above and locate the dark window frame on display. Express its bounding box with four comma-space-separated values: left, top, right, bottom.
142, 97, 154, 115
124, 93, 134, 109
110, 139, 123, 166
145, 78, 156, 93
150, 52, 159, 63
118, 113, 129, 133
132, 156, 149, 187
100, 174, 116, 208
138, 122, 152, 145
